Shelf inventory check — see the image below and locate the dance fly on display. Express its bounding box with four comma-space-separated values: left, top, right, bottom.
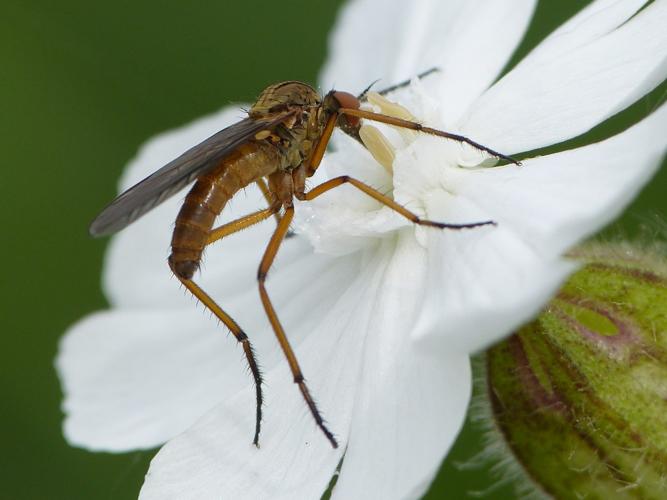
90, 74, 518, 448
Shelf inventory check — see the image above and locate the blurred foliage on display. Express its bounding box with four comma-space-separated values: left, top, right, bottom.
0, 1, 663, 499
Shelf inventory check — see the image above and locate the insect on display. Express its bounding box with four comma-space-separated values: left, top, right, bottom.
89, 72, 518, 449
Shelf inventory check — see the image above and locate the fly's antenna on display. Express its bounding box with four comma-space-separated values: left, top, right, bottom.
357, 79, 381, 101
374, 66, 440, 100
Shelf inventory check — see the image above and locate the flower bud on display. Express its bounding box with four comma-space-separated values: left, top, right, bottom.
486, 243, 667, 498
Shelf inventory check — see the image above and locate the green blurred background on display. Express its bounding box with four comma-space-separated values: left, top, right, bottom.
1, 1, 664, 498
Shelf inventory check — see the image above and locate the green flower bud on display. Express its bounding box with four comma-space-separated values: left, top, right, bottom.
486, 243, 667, 499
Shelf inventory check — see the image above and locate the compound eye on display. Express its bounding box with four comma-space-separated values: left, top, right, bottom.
332, 91, 361, 127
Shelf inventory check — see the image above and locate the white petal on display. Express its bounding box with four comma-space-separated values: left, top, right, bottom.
456, 103, 667, 259
57, 308, 245, 451
389, 139, 576, 354
58, 241, 359, 451
413, 200, 575, 355
296, 134, 408, 256
461, 0, 667, 153
139, 248, 391, 500
320, 0, 536, 123
425, 0, 536, 125
101, 106, 278, 308
332, 234, 472, 500
407, 106, 666, 355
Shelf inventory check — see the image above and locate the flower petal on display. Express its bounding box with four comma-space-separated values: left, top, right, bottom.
101, 106, 281, 308
139, 247, 391, 500
295, 134, 409, 256
456, 103, 667, 260
408, 103, 666, 355
413, 207, 575, 355
57, 308, 244, 451
320, 0, 536, 123
58, 239, 359, 451
460, 0, 667, 153
331, 234, 472, 500
388, 138, 575, 354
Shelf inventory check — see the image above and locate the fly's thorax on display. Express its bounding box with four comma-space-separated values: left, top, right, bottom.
248, 81, 324, 172
270, 117, 314, 171
249, 81, 321, 117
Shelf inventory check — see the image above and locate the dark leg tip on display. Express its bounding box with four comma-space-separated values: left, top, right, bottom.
319, 422, 339, 449
423, 219, 497, 230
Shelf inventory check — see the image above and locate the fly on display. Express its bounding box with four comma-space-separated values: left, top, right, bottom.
89, 72, 519, 449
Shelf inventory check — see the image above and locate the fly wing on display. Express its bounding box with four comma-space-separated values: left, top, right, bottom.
89, 112, 294, 237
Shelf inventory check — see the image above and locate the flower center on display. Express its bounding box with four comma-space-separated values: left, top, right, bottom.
358, 91, 420, 176
296, 88, 497, 256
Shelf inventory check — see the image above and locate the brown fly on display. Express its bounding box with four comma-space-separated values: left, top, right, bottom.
89, 72, 518, 449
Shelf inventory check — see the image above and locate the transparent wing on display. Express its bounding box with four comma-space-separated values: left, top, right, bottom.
89, 112, 293, 236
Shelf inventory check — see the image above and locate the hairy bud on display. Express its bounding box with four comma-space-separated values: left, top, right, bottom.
486, 242, 667, 499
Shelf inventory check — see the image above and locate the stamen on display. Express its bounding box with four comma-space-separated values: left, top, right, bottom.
366, 91, 415, 120
359, 91, 424, 175
365, 91, 418, 143
359, 125, 395, 174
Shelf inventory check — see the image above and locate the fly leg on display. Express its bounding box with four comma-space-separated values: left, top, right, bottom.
256, 178, 297, 238
377, 67, 439, 96
170, 264, 265, 446
256, 205, 339, 449
208, 202, 281, 244
337, 107, 521, 165
171, 205, 280, 447
299, 175, 495, 230
255, 179, 283, 227
358, 67, 439, 100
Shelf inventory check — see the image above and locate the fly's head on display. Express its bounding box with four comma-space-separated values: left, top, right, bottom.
321, 90, 362, 143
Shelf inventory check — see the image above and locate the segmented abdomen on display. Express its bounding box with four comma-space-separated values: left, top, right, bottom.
169, 142, 282, 279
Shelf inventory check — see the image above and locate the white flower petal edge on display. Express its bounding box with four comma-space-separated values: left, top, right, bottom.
139, 247, 385, 500
460, 105, 667, 261
57, 308, 247, 452
460, 0, 667, 153
57, 235, 359, 451
320, 0, 536, 124
331, 235, 471, 500
413, 103, 667, 354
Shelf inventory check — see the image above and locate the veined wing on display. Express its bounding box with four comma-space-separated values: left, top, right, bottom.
89, 112, 294, 236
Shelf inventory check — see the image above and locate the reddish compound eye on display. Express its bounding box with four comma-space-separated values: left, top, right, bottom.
332, 91, 361, 127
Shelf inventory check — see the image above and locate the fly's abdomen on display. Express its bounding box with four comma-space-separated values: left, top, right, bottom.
169, 142, 282, 279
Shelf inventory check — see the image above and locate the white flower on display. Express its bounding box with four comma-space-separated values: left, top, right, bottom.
57, 1, 667, 499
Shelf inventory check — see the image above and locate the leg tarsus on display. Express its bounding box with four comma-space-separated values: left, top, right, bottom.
373, 67, 440, 98
298, 383, 338, 448
303, 175, 495, 230
169, 258, 264, 446
256, 206, 339, 448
